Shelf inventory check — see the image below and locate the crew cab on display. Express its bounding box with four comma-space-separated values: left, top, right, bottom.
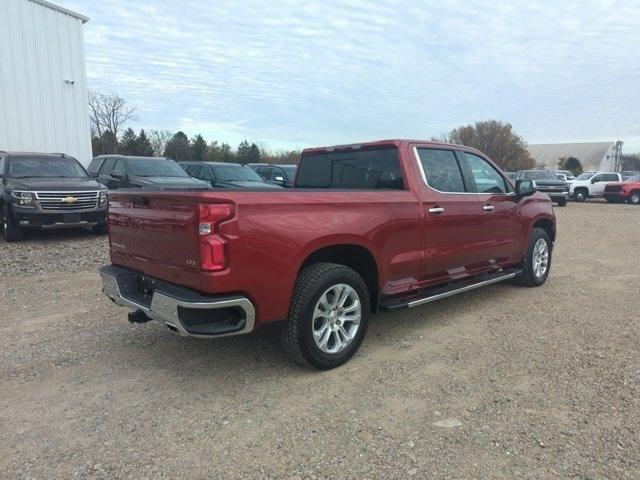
603, 174, 640, 204
100, 140, 556, 369
88, 155, 210, 190
1, 152, 107, 242
570, 171, 622, 202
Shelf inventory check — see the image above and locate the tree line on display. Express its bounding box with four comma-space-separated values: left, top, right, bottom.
88, 91, 300, 165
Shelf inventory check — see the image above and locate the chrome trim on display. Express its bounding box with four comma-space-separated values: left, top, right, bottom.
428, 207, 444, 214
406, 271, 519, 308
41, 221, 98, 229
100, 270, 256, 339
412, 146, 516, 197
482, 205, 495, 211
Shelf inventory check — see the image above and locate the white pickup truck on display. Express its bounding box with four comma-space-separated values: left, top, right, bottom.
570, 172, 622, 202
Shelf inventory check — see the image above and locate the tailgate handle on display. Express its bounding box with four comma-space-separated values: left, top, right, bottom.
131, 197, 150, 207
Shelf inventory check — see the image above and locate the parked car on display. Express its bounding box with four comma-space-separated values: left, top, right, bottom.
99, 139, 556, 369
555, 170, 575, 181
515, 170, 569, 206
179, 162, 282, 189
87, 155, 210, 190
603, 174, 640, 204
621, 170, 640, 180
0, 151, 107, 242
505, 172, 516, 182
248, 163, 297, 187
569, 171, 622, 202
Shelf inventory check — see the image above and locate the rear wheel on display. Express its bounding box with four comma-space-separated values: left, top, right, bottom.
280, 263, 370, 370
630, 191, 640, 205
573, 189, 588, 202
516, 228, 552, 287
92, 223, 107, 235
2, 204, 23, 242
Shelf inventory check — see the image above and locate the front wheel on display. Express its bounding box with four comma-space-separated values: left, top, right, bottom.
573, 189, 587, 202
556, 198, 567, 207
280, 263, 370, 370
2, 205, 23, 242
516, 228, 552, 287
629, 191, 640, 205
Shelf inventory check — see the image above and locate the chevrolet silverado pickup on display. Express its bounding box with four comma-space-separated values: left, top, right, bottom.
100, 140, 556, 369
603, 174, 640, 204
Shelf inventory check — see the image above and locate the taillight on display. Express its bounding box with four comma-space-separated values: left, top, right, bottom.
198, 203, 234, 271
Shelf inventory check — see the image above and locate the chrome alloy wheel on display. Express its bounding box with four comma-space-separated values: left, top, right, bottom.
312, 283, 362, 354
532, 238, 549, 279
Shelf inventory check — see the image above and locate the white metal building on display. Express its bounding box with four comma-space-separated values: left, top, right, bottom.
527, 142, 618, 172
0, 0, 92, 165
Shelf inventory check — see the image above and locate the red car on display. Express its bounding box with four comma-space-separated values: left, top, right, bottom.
100, 140, 556, 369
604, 174, 640, 204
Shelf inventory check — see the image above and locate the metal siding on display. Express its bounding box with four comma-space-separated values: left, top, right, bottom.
0, 0, 91, 165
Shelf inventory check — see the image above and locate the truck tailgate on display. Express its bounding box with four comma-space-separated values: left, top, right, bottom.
107, 191, 202, 288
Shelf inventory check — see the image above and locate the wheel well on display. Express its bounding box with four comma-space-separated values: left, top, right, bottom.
300, 244, 379, 312
574, 187, 589, 194
533, 218, 555, 242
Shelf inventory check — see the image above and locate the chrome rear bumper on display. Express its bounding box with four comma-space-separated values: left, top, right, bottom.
99, 265, 255, 338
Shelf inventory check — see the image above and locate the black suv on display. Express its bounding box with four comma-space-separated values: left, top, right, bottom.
0, 152, 108, 242
88, 155, 210, 190
180, 162, 282, 189
514, 170, 569, 206
248, 163, 297, 187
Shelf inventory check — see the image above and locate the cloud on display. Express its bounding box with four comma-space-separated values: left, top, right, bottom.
62, 0, 640, 151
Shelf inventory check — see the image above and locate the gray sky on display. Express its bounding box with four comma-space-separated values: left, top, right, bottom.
64, 0, 640, 152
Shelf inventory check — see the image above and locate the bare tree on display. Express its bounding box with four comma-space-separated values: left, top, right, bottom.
88, 90, 137, 153
438, 119, 535, 171
148, 129, 173, 157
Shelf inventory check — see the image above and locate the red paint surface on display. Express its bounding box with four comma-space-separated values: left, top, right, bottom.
107, 140, 555, 325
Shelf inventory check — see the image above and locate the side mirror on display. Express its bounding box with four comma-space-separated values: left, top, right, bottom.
111, 170, 124, 179
516, 179, 536, 198
89, 171, 99, 178
591, 177, 598, 184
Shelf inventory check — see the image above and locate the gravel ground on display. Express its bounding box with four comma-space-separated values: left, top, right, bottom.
1, 201, 639, 479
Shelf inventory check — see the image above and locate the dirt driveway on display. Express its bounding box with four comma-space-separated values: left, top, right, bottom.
1, 201, 638, 479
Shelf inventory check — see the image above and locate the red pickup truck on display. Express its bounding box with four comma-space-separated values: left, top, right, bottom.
603, 174, 640, 204
100, 140, 556, 369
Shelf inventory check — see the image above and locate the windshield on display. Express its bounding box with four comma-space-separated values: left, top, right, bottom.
213, 165, 263, 182
575, 172, 594, 180
128, 158, 188, 177
521, 170, 558, 180
8, 156, 88, 178
278, 165, 297, 182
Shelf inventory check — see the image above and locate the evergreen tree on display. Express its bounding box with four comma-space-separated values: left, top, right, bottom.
236, 140, 252, 164
119, 128, 139, 155
248, 143, 261, 163
164, 131, 190, 161
220, 143, 234, 162
190, 134, 208, 161
100, 130, 118, 154
137, 129, 154, 156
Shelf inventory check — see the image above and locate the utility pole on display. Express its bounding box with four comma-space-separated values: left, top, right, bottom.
612, 141, 623, 172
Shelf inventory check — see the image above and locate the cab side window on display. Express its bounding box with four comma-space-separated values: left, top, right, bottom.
99, 158, 117, 175
0, 156, 5, 176
416, 148, 466, 193
464, 153, 510, 194
186, 164, 202, 178
200, 166, 215, 182
112, 159, 125, 175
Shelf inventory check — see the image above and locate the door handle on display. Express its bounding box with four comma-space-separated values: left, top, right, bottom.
483, 205, 495, 211
428, 207, 445, 214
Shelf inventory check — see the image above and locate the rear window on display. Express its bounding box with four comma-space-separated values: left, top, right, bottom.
296, 147, 404, 189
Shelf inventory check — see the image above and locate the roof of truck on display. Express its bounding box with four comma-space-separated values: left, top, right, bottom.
301, 139, 483, 156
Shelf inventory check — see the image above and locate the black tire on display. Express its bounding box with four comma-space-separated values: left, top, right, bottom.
629, 191, 640, 205
556, 198, 567, 207
573, 189, 588, 202
516, 227, 552, 287
280, 262, 370, 370
92, 223, 107, 235
2, 204, 23, 242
